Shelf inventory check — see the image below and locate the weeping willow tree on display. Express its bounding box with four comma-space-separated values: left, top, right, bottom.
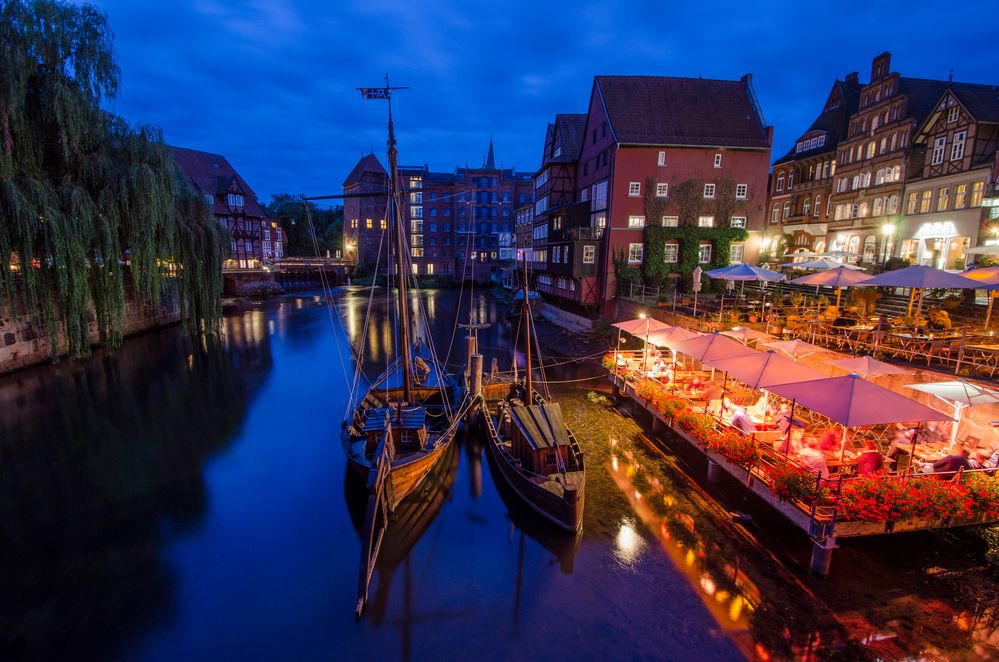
0, 0, 225, 358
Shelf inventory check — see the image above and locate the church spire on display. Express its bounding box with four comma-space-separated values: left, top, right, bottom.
485, 137, 495, 170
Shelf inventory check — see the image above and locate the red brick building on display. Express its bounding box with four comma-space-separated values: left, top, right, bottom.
342, 153, 388, 272
172, 146, 284, 271
532, 75, 773, 317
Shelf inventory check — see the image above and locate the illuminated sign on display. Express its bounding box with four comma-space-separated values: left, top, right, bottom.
914, 221, 957, 239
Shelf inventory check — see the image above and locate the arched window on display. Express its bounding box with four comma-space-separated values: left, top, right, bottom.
875, 168, 885, 185
814, 240, 826, 253
892, 165, 901, 181
866, 141, 876, 159
851, 203, 859, 218
802, 197, 811, 216
863, 236, 877, 262
852, 175, 860, 190
861, 171, 871, 187
848, 235, 861, 261
782, 201, 791, 219
871, 115, 879, 132
771, 204, 780, 223
873, 198, 883, 216
879, 137, 887, 154
859, 202, 869, 217
888, 195, 899, 214
814, 195, 822, 217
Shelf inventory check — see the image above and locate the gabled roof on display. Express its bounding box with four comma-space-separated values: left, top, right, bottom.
951, 84, 999, 123
773, 76, 862, 166
171, 146, 266, 217
898, 77, 954, 129
552, 113, 587, 162
509, 403, 569, 450
594, 75, 771, 149
343, 153, 387, 187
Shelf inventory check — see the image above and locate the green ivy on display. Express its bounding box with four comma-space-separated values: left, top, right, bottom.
644, 226, 748, 291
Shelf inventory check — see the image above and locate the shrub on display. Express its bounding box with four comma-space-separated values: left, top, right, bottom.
769, 463, 822, 504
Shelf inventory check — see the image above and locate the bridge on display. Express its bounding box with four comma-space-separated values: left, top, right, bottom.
223, 257, 355, 294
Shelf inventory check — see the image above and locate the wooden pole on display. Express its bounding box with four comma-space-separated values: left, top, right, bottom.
385, 84, 413, 405
522, 254, 532, 401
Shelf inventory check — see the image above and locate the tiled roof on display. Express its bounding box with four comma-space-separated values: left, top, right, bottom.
171, 146, 266, 217
343, 153, 387, 187
950, 83, 999, 123
773, 78, 861, 165
553, 113, 587, 162
595, 75, 770, 149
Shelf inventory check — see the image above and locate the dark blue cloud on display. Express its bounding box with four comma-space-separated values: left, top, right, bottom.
93, 0, 999, 204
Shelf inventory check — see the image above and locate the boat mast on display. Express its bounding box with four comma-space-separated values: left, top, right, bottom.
380, 76, 414, 404
521, 253, 532, 401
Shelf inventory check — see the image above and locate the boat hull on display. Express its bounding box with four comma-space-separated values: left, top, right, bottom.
481, 410, 584, 533
345, 433, 454, 510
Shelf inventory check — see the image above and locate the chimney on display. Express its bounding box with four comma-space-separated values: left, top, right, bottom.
871, 52, 892, 81
845, 71, 859, 85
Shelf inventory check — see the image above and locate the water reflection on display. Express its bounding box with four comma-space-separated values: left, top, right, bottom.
0, 315, 272, 660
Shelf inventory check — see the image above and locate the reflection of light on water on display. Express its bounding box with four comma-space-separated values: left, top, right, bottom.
611, 455, 619, 471
615, 519, 644, 565
268, 320, 275, 335
729, 595, 744, 622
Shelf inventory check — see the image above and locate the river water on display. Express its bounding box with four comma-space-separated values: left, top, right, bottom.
0, 288, 996, 661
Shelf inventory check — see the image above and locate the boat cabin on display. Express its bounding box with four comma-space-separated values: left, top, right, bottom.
362, 406, 427, 457
507, 403, 570, 475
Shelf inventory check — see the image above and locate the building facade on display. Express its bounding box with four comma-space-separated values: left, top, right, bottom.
172, 146, 283, 271
768, 73, 861, 261
342, 144, 533, 280
901, 85, 999, 268
530, 75, 773, 317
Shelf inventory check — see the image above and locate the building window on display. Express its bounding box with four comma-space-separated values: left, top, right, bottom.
972, 181, 984, 206
955, 184, 967, 209
814, 195, 822, 217
947, 105, 959, 123
931, 137, 946, 165
656, 183, 668, 197
582, 245, 595, 264
244, 240, 253, 252
366, 218, 373, 229
697, 215, 714, 228
662, 215, 679, 227
906, 193, 917, 214
698, 244, 712, 263
951, 131, 966, 161
782, 201, 791, 219
735, 184, 748, 199
627, 243, 643, 263
771, 204, 780, 224
627, 215, 645, 228
730, 216, 746, 228
888, 195, 899, 214
802, 198, 811, 216
919, 190, 932, 213
776, 172, 784, 192
380, 219, 387, 230
730, 243, 744, 264
657, 151, 666, 166
713, 153, 722, 168
866, 142, 876, 159
227, 193, 245, 208
628, 181, 641, 197
937, 187, 950, 211
703, 183, 715, 199
863, 236, 877, 262
664, 243, 679, 263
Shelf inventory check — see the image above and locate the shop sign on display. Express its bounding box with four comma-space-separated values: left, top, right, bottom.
914, 221, 957, 239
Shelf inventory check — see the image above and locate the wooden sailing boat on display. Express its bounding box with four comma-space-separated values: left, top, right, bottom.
480, 256, 585, 532
341, 79, 463, 617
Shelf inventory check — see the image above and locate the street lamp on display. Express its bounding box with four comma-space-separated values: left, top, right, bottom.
881, 223, 895, 269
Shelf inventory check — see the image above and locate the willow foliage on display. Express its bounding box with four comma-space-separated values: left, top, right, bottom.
0, 0, 225, 358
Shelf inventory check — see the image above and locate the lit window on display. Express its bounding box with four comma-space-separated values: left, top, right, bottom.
366, 218, 373, 229
735, 184, 748, 199
814, 195, 821, 217
627, 243, 643, 263
703, 183, 715, 199
628, 182, 641, 196
657, 151, 666, 166
955, 184, 967, 208
227, 193, 245, 207
931, 137, 946, 165
713, 153, 722, 168
771, 204, 780, 224
380, 219, 387, 230
627, 215, 645, 228
907, 193, 917, 214
920, 190, 932, 213
775, 172, 784, 192
664, 243, 678, 263
730, 244, 744, 264
730, 216, 746, 228
656, 183, 668, 197
698, 244, 712, 263
951, 131, 966, 161
937, 187, 950, 211
972, 181, 984, 206
582, 245, 595, 264
698, 216, 714, 228
662, 216, 679, 227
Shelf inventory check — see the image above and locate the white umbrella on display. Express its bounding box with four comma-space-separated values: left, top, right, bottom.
612, 317, 672, 377
827, 355, 911, 380
778, 258, 865, 271
721, 327, 775, 345
789, 266, 873, 309
764, 339, 828, 359
905, 380, 999, 446
962, 265, 999, 329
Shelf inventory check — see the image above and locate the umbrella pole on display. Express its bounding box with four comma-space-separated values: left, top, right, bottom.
642, 318, 651, 376
840, 425, 847, 463
914, 288, 926, 327
905, 427, 921, 477
763, 290, 770, 334
906, 288, 916, 318
614, 328, 622, 385
954, 327, 966, 375
986, 291, 995, 330
835, 287, 842, 311
670, 349, 676, 385
950, 402, 963, 447
783, 399, 797, 458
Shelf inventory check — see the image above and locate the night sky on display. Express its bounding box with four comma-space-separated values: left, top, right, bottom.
94, 0, 999, 205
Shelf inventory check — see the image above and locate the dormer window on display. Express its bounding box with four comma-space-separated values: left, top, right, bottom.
227, 193, 245, 208
947, 105, 959, 124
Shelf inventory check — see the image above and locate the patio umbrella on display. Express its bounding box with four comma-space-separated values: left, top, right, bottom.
721, 327, 775, 345
763, 339, 829, 359
781, 251, 827, 259
768, 374, 954, 463
646, 326, 703, 382
778, 258, 865, 271
612, 317, 672, 376
710, 349, 825, 414
905, 380, 999, 446
961, 265, 999, 330
827, 355, 911, 380
706, 264, 786, 282
857, 265, 980, 322
789, 266, 873, 309
672, 332, 758, 364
